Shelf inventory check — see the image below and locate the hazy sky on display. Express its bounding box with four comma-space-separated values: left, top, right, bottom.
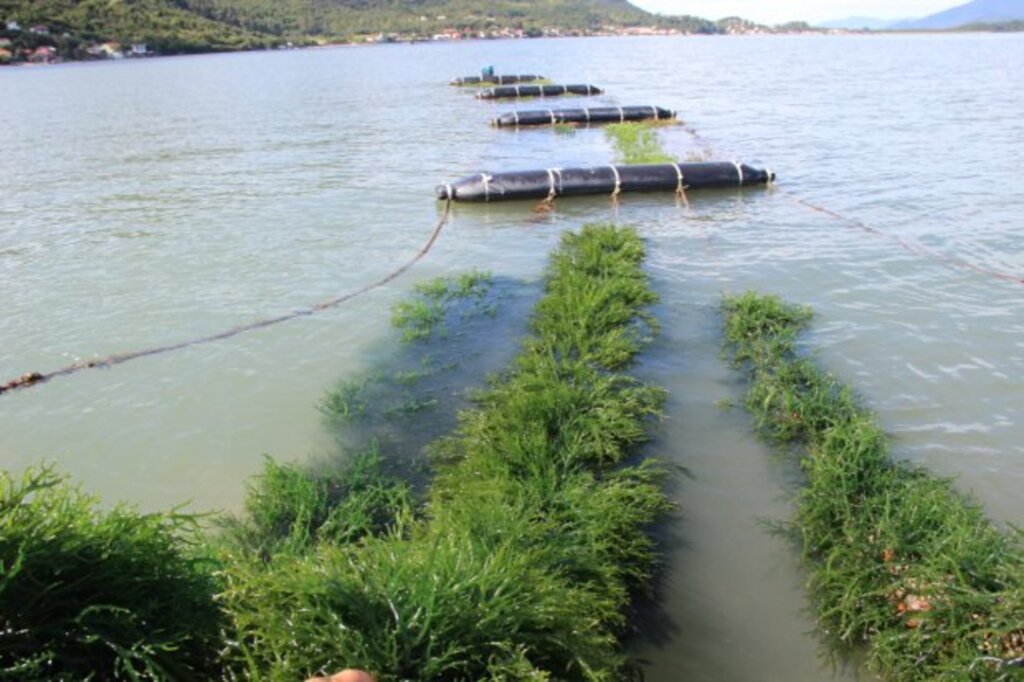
630, 0, 963, 24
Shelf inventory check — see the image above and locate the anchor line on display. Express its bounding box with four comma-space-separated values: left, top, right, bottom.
776, 190, 1023, 286
0, 199, 453, 396
677, 126, 1023, 286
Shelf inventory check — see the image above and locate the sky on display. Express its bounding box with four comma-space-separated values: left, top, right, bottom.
629, 0, 964, 24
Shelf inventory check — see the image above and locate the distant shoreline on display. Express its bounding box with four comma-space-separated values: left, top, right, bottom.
2, 27, 1020, 69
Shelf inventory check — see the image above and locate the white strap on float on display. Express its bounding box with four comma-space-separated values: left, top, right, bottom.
617, 106, 625, 122
481, 173, 493, 202
561, 85, 568, 95
513, 111, 520, 126
609, 165, 622, 197
514, 85, 521, 98
443, 183, 454, 200
546, 168, 563, 200
732, 161, 744, 186
549, 109, 556, 124
584, 107, 591, 123
651, 105, 659, 121
671, 162, 690, 208
671, 163, 685, 194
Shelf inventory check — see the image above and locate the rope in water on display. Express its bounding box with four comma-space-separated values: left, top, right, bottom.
775, 189, 1024, 286
0, 199, 453, 396
678, 124, 1023, 286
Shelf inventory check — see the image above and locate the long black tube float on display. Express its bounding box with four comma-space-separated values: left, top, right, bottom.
476, 84, 602, 100
493, 105, 675, 128
450, 74, 544, 85
437, 162, 775, 202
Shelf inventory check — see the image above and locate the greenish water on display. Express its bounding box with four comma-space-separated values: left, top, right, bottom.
1, 33, 1022, 680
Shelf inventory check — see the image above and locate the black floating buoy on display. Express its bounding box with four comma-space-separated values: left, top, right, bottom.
450, 74, 544, 85
436, 163, 775, 202
476, 84, 602, 100
493, 105, 675, 128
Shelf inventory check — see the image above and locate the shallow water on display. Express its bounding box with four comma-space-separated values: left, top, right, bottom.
1, 34, 1022, 680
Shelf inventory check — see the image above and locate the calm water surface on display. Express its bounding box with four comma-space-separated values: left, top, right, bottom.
1, 34, 1022, 681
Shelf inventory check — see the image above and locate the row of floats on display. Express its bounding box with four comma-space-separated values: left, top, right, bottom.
439, 72, 773, 203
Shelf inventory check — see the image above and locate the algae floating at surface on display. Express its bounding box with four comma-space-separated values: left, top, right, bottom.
0, 465, 223, 680
605, 121, 677, 165
218, 224, 672, 681
1, 227, 673, 681
722, 291, 1024, 681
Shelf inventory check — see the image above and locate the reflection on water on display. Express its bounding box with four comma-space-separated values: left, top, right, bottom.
1, 33, 1022, 681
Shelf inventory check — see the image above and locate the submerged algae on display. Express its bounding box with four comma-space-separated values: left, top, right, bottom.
390, 269, 493, 343
318, 269, 518, 473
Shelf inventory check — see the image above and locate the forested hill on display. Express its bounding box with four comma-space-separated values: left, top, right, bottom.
182, 0, 686, 35
0, 0, 276, 53
0, 0, 719, 56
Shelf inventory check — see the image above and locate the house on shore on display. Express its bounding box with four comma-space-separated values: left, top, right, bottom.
94, 42, 124, 59
29, 24, 49, 36
4, 19, 20, 32
28, 45, 56, 64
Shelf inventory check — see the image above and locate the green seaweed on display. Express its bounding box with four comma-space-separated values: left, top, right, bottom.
0, 465, 223, 680
321, 271, 494, 430
722, 291, 1024, 681
605, 123, 676, 165
1, 231, 671, 681
218, 225, 672, 681
391, 298, 445, 343
216, 448, 412, 560
318, 374, 379, 423
391, 269, 493, 343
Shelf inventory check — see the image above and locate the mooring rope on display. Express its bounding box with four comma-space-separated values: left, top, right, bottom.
677, 125, 1023, 286
0, 199, 453, 396
775, 189, 1024, 286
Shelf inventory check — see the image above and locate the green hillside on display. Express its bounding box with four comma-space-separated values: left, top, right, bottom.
0, 0, 719, 58
0, 0, 276, 53
181, 0, 710, 36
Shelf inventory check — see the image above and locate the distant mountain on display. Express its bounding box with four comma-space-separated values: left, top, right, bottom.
817, 16, 897, 30
891, 0, 1024, 29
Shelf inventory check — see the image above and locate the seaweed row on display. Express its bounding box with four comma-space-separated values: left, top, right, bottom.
0, 225, 671, 681
722, 291, 1024, 681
